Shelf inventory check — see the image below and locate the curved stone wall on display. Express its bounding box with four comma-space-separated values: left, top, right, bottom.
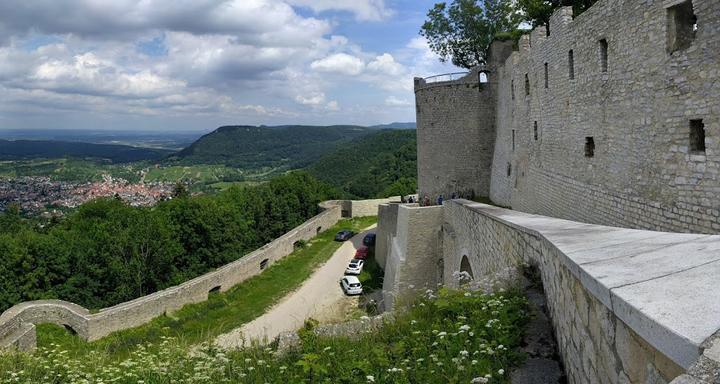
0, 198, 395, 352
414, 40, 513, 201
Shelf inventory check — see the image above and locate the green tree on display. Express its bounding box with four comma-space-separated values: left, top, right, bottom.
420, 0, 519, 68
517, 0, 598, 28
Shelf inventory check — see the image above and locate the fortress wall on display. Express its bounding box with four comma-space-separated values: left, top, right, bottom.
375, 203, 401, 269
414, 67, 498, 201
491, 1, 720, 233
381, 204, 443, 311
439, 200, 720, 383
349, 196, 401, 217
0, 198, 386, 351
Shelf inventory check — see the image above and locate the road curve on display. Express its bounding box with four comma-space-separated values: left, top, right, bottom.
214, 225, 376, 349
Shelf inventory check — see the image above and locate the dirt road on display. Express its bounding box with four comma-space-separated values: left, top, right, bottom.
214, 225, 376, 349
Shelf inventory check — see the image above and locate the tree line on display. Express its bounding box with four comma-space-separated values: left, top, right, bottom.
0, 172, 336, 313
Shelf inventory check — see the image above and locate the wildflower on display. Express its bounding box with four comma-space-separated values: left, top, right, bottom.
470, 377, 488, 383
459, 325, 471, 332
498, 369, 505, 375
366, 375, 375, 383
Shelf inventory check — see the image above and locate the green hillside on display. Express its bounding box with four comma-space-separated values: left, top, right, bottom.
0, 140, 172, 163
306, 129, 417, 198
171, 125, 373, 170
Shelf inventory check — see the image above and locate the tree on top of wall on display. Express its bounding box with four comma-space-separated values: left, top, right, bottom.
420, 0, 520, 69
420, 0, 599, 68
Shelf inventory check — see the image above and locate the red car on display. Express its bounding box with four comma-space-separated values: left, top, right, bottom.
354, 246, 370, 260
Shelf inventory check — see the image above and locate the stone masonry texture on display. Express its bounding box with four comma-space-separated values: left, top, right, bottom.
417, 1, 720, 234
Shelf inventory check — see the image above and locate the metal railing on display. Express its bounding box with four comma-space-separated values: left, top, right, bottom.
423, 72, 470, 83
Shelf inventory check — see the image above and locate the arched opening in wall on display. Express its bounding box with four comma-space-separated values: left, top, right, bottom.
316, 226, 322, 235
260, 258, 270, 270
293, 240, 305, 250
478, 71, 488, 84
460, 255, 474, 280
599, 39, 608, 73
63, 324, 77, 335
209, 286, 221, 295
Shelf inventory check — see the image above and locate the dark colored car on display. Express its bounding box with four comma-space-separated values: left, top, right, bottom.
334, 230, 355, 241
363, 233, 376, 247
354, 246, 370, 260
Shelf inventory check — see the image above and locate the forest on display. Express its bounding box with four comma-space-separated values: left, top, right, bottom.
307, 129, 417, 199
0, 172, 337, 312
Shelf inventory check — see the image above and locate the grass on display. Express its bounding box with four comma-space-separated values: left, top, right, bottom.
1, 287, 528, 384
35, 216, 377, 361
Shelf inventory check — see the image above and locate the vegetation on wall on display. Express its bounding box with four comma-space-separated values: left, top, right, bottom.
0, 171, 337, 313
307, 129, 418, 199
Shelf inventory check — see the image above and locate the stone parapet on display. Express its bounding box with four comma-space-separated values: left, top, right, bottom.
439, 199, 720, 382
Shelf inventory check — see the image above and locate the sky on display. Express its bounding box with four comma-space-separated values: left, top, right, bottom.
0, 0, 463, 132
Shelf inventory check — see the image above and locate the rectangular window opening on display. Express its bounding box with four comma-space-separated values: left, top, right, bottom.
667, 0, 697, 53
534, 121, 538, 141
585, 137, 595, 158
524, 73, 530, 96
511, 80, 515, 100
568, 50, 575, 80
544, 63, 549, 88
690, 119, 706, 153
599, 39, 608, 73
512, 130, 516, 151
507, 162, 512, 177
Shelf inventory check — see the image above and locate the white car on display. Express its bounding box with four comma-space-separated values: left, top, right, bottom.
340, 276, 363, 295
345, 259, 364, 275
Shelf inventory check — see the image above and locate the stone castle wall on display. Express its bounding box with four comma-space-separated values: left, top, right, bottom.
0, 198, 393, 352
379, 199, 720, 382
418, 0, 720, 234
493, 0, 720, 234
414, 40, 513, 200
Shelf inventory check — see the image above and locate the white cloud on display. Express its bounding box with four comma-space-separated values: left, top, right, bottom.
286, 0, 393, 21
295, 92, 326, 106
311, 53, 365, 76
385, 96, 412, 107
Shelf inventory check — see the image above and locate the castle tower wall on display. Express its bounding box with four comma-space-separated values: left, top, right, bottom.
415, 42, 512, 201
489, 0, 720, 234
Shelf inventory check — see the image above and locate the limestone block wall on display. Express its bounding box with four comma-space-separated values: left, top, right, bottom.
415, 69, 497, 200
380, 204, 443, 311
375, 203, 401, 269
0, 198, 387, 352
490, 1, 720, 233
439, 199, 720, 383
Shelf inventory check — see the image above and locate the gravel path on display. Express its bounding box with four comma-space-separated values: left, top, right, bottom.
214, 225, 376, 349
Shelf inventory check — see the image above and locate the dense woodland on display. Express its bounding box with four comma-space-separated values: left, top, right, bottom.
171, 125, 374, 170
307, 129, 417, 199
0, 172, 336, 312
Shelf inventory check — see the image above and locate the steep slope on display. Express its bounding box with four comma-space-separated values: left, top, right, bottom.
306, 129, 417, 198
0, 140, 172, 163
171, 125, 373, 170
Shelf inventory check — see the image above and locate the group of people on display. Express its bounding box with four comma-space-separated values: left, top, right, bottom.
402, 189, 476, 207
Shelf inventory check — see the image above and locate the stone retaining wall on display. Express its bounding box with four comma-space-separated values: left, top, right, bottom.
0, 198, 390, 352
378, 199, 720, 383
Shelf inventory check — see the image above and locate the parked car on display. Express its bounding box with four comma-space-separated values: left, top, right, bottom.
340, 276, 363, 295
363, 233, 376, 247
345, 259, 364, 275
354, 246, 370, 260
334, 230, 355, 241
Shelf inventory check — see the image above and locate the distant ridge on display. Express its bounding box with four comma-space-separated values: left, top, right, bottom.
0, 139, 172, 163
171, 125, 373, 169
370, 122, 416, 130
